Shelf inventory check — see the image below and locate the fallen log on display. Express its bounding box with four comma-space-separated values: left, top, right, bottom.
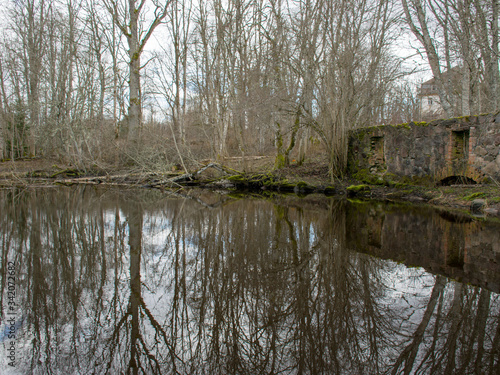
170, 163, 240, 183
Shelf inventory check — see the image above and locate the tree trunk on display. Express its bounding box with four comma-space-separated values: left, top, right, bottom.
489, 0, 500, 111
402, 0, 454, 117
127, 0, 142, 141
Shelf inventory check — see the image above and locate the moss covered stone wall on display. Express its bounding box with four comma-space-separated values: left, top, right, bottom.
347, 114, 500, 183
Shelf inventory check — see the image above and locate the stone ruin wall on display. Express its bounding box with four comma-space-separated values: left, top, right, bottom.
348, 113, 500, 183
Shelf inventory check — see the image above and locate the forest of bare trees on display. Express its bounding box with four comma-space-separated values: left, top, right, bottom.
0, 0, 498, 177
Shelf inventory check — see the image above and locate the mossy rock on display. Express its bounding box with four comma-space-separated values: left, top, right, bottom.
324, 185, 338, 195
380, 173, 405, 187
353, 169, 385, 185
228, 173, 296, 191
292, 181, 315, 194
346, 184, 371, 197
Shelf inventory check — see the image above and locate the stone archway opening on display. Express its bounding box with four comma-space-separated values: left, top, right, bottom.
438, 175, 477, 186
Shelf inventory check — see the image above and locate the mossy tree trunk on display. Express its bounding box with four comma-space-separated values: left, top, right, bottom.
274, 108, 301, 169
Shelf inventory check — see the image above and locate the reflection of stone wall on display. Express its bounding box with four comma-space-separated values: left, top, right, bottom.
345, 202, 500, 293
348, 114, 500, 182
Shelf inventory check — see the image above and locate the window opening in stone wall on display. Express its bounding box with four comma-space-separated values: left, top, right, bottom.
369, 136, 385, 173
451, 130, 469, 170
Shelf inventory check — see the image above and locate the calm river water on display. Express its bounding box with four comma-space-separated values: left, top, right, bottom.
0, 186, 499, 374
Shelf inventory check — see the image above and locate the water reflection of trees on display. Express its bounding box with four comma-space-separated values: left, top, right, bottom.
390, 278, 500, 375
0, 188, 498, 374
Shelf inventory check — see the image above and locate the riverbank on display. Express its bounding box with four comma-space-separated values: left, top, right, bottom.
1, 157, 499, 217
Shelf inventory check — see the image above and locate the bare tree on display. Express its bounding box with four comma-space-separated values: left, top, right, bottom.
471, 0, 500, 112
313, 0, 400, 177
402, 0, 455, 117
0, 0, 430, 172
7, 0, 51, 157
402, 0, 500, 116
103, 0, 172, 141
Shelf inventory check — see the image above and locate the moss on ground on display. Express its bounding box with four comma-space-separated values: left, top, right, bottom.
463, 192, 487, 201
353, 169, 385, 185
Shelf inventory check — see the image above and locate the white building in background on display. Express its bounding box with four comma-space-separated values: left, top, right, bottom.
419, 78, 445, 118
418, 66, 463, 120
